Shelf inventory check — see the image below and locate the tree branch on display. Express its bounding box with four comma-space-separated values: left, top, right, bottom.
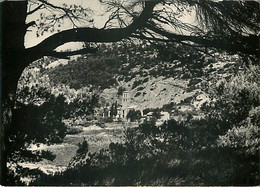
145, 24, 259, 56
25, 1, 158, 62
26, 21, 36, 29
37, 0, 90, 27
27, 3, 44, 15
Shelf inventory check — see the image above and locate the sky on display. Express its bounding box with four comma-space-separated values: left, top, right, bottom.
25, 0, 196, 51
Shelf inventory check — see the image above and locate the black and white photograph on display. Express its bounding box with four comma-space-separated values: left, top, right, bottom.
1, 0, 259, 185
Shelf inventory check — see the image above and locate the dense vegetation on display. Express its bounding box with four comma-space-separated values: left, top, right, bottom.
33, 57, 259, 185
47, 42, 219, 89
7, 42, 259, 185
35, 116, 259, 185
6, 62, 99, 185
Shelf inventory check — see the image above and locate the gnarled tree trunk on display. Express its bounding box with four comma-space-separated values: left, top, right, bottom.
1, 1, 28, 184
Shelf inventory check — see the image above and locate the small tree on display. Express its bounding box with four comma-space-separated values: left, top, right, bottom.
110, 103, 114, 117
127, 110, 142, 122
114, 101, 118, 117
117, 87, 126, 96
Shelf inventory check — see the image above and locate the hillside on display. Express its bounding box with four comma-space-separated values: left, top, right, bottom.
45, 41, 243, 119
15, 41, 258, 185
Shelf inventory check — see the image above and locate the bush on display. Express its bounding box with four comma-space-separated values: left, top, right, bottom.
132, 80, 142, 89
137, 86, 144, 91
134, 92, 141, 97
126, 110, 142, 122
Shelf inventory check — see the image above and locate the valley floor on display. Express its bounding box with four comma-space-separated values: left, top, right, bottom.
20, 122, 138, 176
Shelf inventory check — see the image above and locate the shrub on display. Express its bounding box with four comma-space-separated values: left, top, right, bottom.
134, 92, 141, 97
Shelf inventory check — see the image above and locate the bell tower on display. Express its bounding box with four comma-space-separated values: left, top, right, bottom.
122, 91, 129, 119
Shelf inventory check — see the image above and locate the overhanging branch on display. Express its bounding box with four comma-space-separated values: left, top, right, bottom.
145, 24, 259, 56
26, 21, 36, 29
27, 4, 44, 15
25, 1, 159, 63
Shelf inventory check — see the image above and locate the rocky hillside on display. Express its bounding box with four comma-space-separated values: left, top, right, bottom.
39, 41, 244, 119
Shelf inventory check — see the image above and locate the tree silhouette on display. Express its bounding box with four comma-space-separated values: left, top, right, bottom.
1, 0, 259, 184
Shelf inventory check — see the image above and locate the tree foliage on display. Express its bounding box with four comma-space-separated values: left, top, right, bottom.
127, 110, 142, 122
6, 94, 67, 185
30, 61, 260, 185
36, 116, 258, 185
1, 0, 259, 185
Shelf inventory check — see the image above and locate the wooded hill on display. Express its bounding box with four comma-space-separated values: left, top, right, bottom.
45, 41, 247, 116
